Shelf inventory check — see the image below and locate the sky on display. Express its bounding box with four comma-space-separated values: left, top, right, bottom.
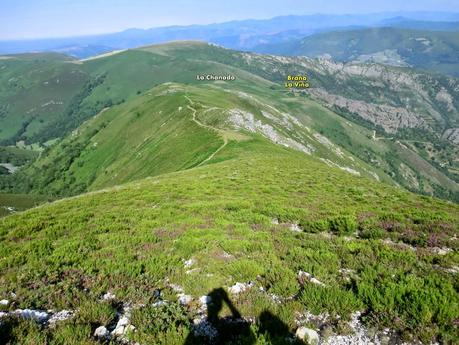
1, 0, 459, 40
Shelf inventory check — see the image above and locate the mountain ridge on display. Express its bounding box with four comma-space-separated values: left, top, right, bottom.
2, 12, 459, 58
0, 41, 458, 201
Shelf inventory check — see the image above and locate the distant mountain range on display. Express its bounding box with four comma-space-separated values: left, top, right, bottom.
1, 12, 458, 59
254, 27, 459, 76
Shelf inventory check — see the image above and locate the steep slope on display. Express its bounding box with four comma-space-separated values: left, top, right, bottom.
0, 150, 458, 344
0, 53, 90, 145
254, 27, 459, 76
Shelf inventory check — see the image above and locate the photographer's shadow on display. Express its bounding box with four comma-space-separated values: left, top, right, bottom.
184, 287, 304, 345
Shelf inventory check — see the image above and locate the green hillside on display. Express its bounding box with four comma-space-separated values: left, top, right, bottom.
256, 27, 459, 76
0, 53, 89, 145
1, 41, 458, 201
1, 150, 458, 344
0, 41, 458, 344
7, 80, 394, 197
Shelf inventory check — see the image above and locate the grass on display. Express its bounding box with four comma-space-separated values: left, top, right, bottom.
0, 41, 458, 343
0, 150, 458, 343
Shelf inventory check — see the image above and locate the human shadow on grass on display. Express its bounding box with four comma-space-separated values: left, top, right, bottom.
184, 288, 305, 345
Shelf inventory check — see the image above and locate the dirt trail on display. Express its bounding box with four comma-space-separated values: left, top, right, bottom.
185, 95, 228, 167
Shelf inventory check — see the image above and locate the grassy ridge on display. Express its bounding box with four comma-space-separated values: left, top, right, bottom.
0, 151, 458, 343
2, 42, 458, 201
3, 79, 388, 197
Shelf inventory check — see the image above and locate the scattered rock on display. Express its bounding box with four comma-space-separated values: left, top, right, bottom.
178, 294, 193, 306
444, 266, 459, 274
296, 327, 320, 345
199, 295, 211, 305
126, 324, 135, 334
112, 325, 125, 337
339, 268, 355, 275
184, 258, 196, 268
94, 325, 110, 339
298, 271, 325, 287
169, 283, 184, 293
117, 316, 130, 328
295, 311, 330, 328
153, 300, 167, 307
322, 311, 382, 345
192, 318, 218, 340
228, 282, 253, 294
102, 292, 116, 301
268, 293, 282, 304
198, 295, 211, 313
0, 299, 9, 306
13, 309, 49, 323
432, 247, 452, 256
110, 314, 133, 338
289, 223, 302, 232
48, 310, 73, 326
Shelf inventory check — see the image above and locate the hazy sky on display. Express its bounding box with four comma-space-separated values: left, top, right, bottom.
1, 0, 459, 40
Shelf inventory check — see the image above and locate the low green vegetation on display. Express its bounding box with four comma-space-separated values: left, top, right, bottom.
0, 146, 38, 166
0, 40, 458, 344
0, 151, 457, 343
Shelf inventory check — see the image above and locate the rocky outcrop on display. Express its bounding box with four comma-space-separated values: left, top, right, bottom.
308, 88, 426, 133
228, 108, 314, 154
442, 128, 459, 144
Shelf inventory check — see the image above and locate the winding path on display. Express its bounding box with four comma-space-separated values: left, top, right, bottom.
185, 96, 228, 167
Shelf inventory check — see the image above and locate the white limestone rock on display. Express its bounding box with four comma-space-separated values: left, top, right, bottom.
296, 327, 320, 345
